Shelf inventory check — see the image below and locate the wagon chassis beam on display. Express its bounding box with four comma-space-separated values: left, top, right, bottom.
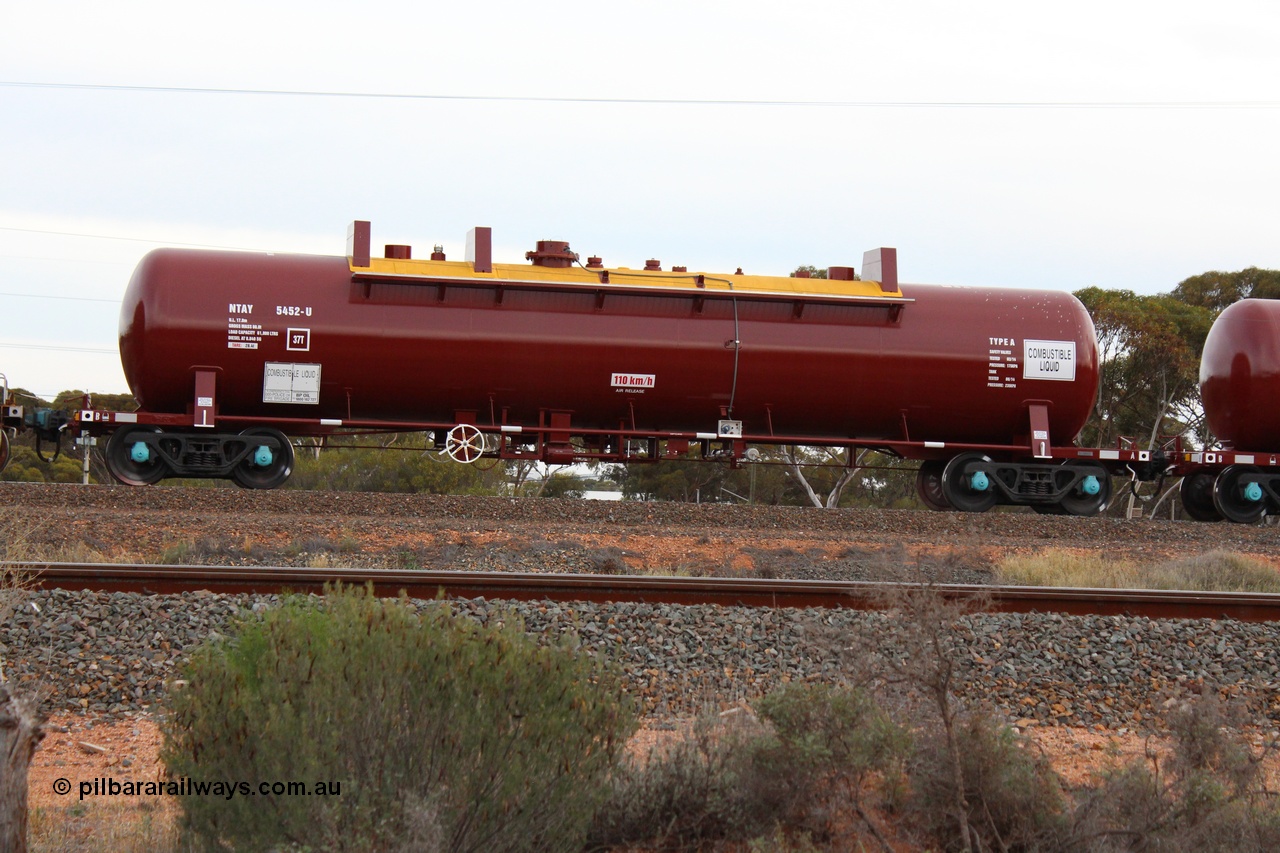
74, 408, 1168, 476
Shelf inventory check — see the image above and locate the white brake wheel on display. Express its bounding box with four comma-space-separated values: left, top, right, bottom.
445, 424, 487, 464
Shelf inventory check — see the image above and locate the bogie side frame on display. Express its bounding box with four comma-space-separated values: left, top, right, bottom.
69, 401, 1162, 510
9, 392, 1279, 521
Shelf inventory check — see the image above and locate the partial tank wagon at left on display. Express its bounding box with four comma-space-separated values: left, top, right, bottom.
0, 373, 74, 473
0, 219, 1272, 522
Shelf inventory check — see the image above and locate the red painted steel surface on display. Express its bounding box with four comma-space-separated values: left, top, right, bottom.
1201, 298, 1280, 450
119, 248, 1099, 448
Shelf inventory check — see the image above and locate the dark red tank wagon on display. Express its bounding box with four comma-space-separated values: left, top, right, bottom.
1176, 298, 1280, 523
55, 221, 1156, 514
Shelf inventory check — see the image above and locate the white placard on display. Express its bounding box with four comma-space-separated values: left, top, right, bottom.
1023, 340, 1076, 381
263, 362, 321, 404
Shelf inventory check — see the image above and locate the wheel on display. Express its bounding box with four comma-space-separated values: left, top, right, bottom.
231, 427, 295, 489
1058, 461, 1112, 517
1179, 472, 1223, 522
0, 429, 9, 474
105, 426, 168, 486
940, 452, 998, 513
445, 424, 487, 464
1212, 465, 1267, 524
916, 460, 951, 511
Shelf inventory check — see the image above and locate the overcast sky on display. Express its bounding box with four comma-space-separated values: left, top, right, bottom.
3, 1, 1278, 397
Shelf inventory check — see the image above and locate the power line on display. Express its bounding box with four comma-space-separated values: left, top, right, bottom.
0, 341, 116, 354
2, 80, 1277, 109
8, 391, 91, 400
0, 253, 132, 266
0, 291, 118, 304
0, 225, 251, 251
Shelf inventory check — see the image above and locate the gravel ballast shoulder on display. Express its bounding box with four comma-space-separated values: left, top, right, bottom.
4, 483, 1280, 731
6, 587, 1280, 731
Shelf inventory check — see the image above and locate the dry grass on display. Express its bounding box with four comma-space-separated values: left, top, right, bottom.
0, 507, 42, 563
6, 510, 176, 853
28, 801, 182, 853
1, 509, 37, 684
996, 549, 1280, 592
0, 507, 114, 565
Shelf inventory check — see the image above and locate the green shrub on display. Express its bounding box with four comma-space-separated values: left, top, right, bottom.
0, 444, 88, 483
535, 472, 585, 498
746, 825, 824, 852
285, 442, 504, 494
586, 711, 791, 849
756, 683, 910, 841
756, 682, 909, 782
1071, 692, 1280, 851
907, 713, 1067, 851
587, 546, 633, 575
588, 684, 909, 850
161, 585, 636, 852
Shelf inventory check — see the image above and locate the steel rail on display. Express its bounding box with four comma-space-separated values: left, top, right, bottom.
11, 562, 1280, 623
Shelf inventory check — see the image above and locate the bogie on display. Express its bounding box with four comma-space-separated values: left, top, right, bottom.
1212, 465, 1267, 525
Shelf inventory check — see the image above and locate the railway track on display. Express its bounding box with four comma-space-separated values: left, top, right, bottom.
14, 561, 1280, 623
